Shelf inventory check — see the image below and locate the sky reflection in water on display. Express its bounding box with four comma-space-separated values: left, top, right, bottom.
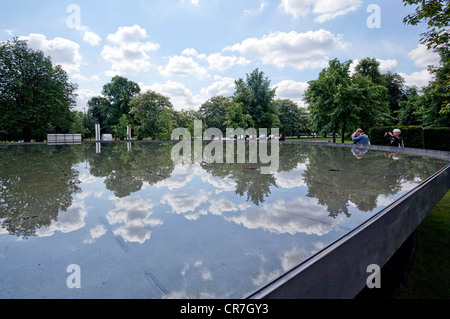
0, 142, 447, 298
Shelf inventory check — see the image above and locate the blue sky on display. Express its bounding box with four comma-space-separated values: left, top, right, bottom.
0, 0, 441, 112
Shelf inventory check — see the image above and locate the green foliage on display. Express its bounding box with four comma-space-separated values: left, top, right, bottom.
0, 39, 78, 142
274, 99, 309, 136
383, 72, 408, 117
304, 58, 390, 143
199, 96, 231, 133
175, 110, 202, 137
233, 68, 278, 129
403, 0, 450, 50
397, 87, 423, 126
354, 58, 386, 86
129, 90, 173, 140
224, 102, 254, 130
403, 0, 450, 124
112, 114, 133, 140
88, 76, 140, 134
70, 111, 90, 137
156, 109, 178, 140
369, 126, 425, 148
424, 127, 450, 151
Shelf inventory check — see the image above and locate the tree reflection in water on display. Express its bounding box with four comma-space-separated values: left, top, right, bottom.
0, 142, 445, 238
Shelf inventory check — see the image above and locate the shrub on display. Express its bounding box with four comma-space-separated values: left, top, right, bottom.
424, 127, 450, 151
369, 126, 424, 149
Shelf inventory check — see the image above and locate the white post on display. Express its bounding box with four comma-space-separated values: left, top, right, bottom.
95, 124, 101, 142
127, 126, 131, 141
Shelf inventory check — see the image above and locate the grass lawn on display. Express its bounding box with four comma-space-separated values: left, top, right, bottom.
397, 190, 450, 299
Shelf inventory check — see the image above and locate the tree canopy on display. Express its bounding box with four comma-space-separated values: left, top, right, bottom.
304, 58, 389, 143
0, 39, 78, 142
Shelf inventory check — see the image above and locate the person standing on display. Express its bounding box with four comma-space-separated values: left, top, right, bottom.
384, 129, 404, 148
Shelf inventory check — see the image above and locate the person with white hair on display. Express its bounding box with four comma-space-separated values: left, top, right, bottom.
384, 129, 404, 148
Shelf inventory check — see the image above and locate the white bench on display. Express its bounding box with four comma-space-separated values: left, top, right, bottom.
47, 134, 82, 145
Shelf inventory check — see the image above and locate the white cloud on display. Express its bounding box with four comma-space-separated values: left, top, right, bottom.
378, 59, 398, 73
106, 197, 163, 244
36, 201, 87, 237
279, 0, 311, 19
274, 163, 308, 188
83, 224, 107, 244
206, 53, 250, 72
244, 1, 268, 15
273, 80, 309, 105
75, 88, 97, 110
408, 44, 440, 68
224, 29, 346, 70
145, 80, 204, 110
399, 69, 435, 88
160, 190, 209, 215
83, 30, 102, 46
200, 75, 236, 98
280, 246, 309, 271
312, 0, 362, 23
208, 197, 239, 216
226, 196, 340, 236
158, 55, 209, 79
19, 33, 82, 73
279, 0, 362, 23
181, 0, 200, 6
102, 25, 160, 76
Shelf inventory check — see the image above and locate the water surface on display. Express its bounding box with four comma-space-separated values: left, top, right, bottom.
0, 142, 447, 298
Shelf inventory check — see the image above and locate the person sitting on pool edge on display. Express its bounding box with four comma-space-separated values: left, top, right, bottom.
351, 129, 370, 145
384, 129, 404, 148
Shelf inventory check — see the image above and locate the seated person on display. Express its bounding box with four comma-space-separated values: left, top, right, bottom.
351, 129, 370, 145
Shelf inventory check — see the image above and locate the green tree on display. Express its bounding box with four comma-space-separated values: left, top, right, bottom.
175, 109, 202, 137
304, 59, 352, 143
403, 0, 450, 50
383, 72, 408, 119
70, 111, 90, 137
398, 87, 423, 125
0, 39, 78, 142
112, 114, 133, 140
87, 96, 108, 131
156, 109, 178, 140
354, 58, 386, 86
304, 58, 389, 143
198, 96, 232, 132
274, 99, 309, 137
224, 102, 254, 130
87, 76, 140, 134
403, 0, 450, 120
233, 69, 278, 129
130, 90, 174, 140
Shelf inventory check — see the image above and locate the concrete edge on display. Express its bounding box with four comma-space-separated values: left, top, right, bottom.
247, 163, 450, 299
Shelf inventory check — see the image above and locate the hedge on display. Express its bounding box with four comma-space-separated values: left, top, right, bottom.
368, 126, 424, 149
424, 127, 450, 151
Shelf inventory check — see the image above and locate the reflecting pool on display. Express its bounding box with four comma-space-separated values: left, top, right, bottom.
0, 142, 448, 298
